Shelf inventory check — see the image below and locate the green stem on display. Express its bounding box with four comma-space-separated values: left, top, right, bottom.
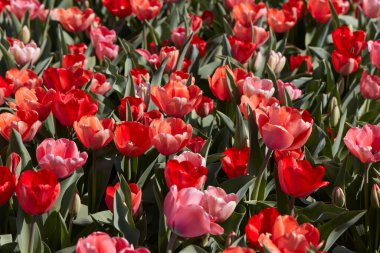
289, 196, 295, 216
90, 150, 97, 213
143, 24, 148, 50
364, 165, 373, 252
166, 232, 177, 253
252, 149, 273, 201
68, 214, 74, 241
28, 216, 36, 253
376, 209, 380, 251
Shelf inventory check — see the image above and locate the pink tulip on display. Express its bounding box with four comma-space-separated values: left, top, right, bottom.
171, 27, 186, 48
36, 138, 88, 178
9, 40, 40, 67
90, 73, 112, 95
90, 26, 119, 61
343, 124, 380, 163
277, 80, 302, 105
173, 151, 206, 167
202, 186, 237, 223
8, 0, 45, 20
360, 70, 380, 100
362, 0, 380, 19
255, 104, 313, 151
164, 186, 224, 238
159, 46, 179, 73
368, 40, 380, 69
238, 76, 274, 98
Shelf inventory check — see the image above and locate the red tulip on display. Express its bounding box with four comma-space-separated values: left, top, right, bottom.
332, 26, 366, 57
74, 116, 115, 150
191, 35, 207, 57
267, 7, 298, 33
0, 110, 41, 142
228, 36, 256, 63
159, 46, 179, 73
51, 7, 95, 33
118, 96, 146, 121
274, 148, 304, 162
0, 76, 12, 106
255, 104, 313, 151
164, 151, 207, 190
307, 0, 349, 23
102, 0, 132, 18
150, 118, 192, 156
186, 136, 206, 153
141, 109, 163, 126
43, 67, 88, 92
343, 124, 380, 163
151, 74, 202, 118
223, 247, 255, 253
5, 68, 42, 93
113, 121, 153, 157
68, 43, 87, 55
233, 23, 269, 47
245, 207, 280, 247
105, 183, 142, 215
277, 157, 329, 197
130, 68, 150, 86
90, 73, 112, 95
232, 2, 267, 27
130, 0, 163, 20
195, 96, 214, 117
16, 169, 60, 215
221, 147, 250, 179
0, 165, 17, 206
360, 70, 380, 100
208, 65, 234, 102
52, 89, 98, 127
332, 51, 360, 76
289, 55, 313, 72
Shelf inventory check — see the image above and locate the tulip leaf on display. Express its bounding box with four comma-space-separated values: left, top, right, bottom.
179, 245, 208, 253
176, 33, 194, 71
216, 111, 235, 134
234, 107, 248, 149
220, 176, 255, 203
55, 246, 76, 253
118, 174, 135, 226
8, 129, 32, 175
247, 107, 263, 176
0, 43, 17, 70
221, 204, 246, 235
328, 0, 340, 29
319, 210, 366, 251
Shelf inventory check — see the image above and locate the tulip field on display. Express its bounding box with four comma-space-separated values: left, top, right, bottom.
1, 0, 380, 252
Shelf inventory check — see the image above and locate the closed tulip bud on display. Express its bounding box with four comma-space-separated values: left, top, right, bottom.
69, 193, 81, 216
328, 97, 340, 127
332, 187, 345, 207
20, 26, 30, 43
371, 184, 380, 209
267, 51, 286, 74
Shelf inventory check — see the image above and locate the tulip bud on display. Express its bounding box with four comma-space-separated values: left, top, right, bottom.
254, 51, 265, 72
69, 193, 81, 216
267, 51, 286, 74
329, 97, 340, 127
371, 184, 380, 209
332, 187, 345, 207
19, 26, 31, 43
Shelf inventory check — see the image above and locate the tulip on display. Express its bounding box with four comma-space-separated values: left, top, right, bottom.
307, 0, 349, 23
0, 76, 12, 106
171, 27, 186, 48
368, 40, 380, 69
228, 36, 256, 63
289, 55, 313, 72
332, 26, 367, 57
113, 121, 153, 157
51, 7, 95, 33
233, 23, 269, 47
221, 147, 250, 178
52, 89, 98, 127
332, 186, 345, 207
76, 232, 151, 253
5, 68, 42, 93
141, 109, 163, 126
277, 80, 302, 105
360, 70, 380, 100
90, 25, 117, 46
9, 0, 45, 20
16, 169, 60, 215
362, 0, 380, 18
61, 54, 86, 69
164, 186, 224, 238
102, 0, 132, 18
130, 0, 163, 20
36, 138, 88, 179
90, 25, 119, 61
232, 2, 267, 27
267, 8, 298, 33
68, 43, 87, 55
202, 186, 237, 223
332, 51, 360, 76
223, 247, 255, 253
274, 148, 304, 162
238, 76, 274, 98
191, 35, 207, 57
371, 184, 380, 209
277, 157, 329, 197
189, 13, 202, 33
239, 94, 279, 120
245, 207, 280, 247
0, 165, 17, 206
136, 49, 160, 68
10, 87, 56, 121
255, 104, 313, 151
131, 68, 150, 86
159, 46, 179, 73
74, 116, 115, 150
94, 41, 119, 61
283, 0, 305, 19
90, 73, 112, 95
186, 136, 206, 153
343, 124, 380, 163
224, 0, 244, 10
0, 110, 41, 142
150, 118, 192, 156
208, 65, 234, 102
105, 183, 142, 215
151, 77, 202, 118
195, 96, 214, 117
69, 193, 81, 216
164, 151, 207, 190
118, 96, 146, 121
267, 51, 286, 74
43, 67, 86, 92
9, 40, 40, 67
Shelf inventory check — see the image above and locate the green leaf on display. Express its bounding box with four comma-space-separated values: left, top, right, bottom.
216, 111, 235, 134
176, 33, 194, 71
328, 0, 340, 29
319, 210, 366, 251
220, 176, 254, 203
179, 245, 208, 253
8, 129, 32, 174
332, 110, 347, 157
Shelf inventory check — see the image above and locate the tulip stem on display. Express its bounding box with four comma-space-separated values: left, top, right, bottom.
252, 149, 273, 201
289, 196, 295, 216
28, 216, 36, 253
376, 209, 380, 250
364, 165, 373, 252
166, 232, 177, 253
